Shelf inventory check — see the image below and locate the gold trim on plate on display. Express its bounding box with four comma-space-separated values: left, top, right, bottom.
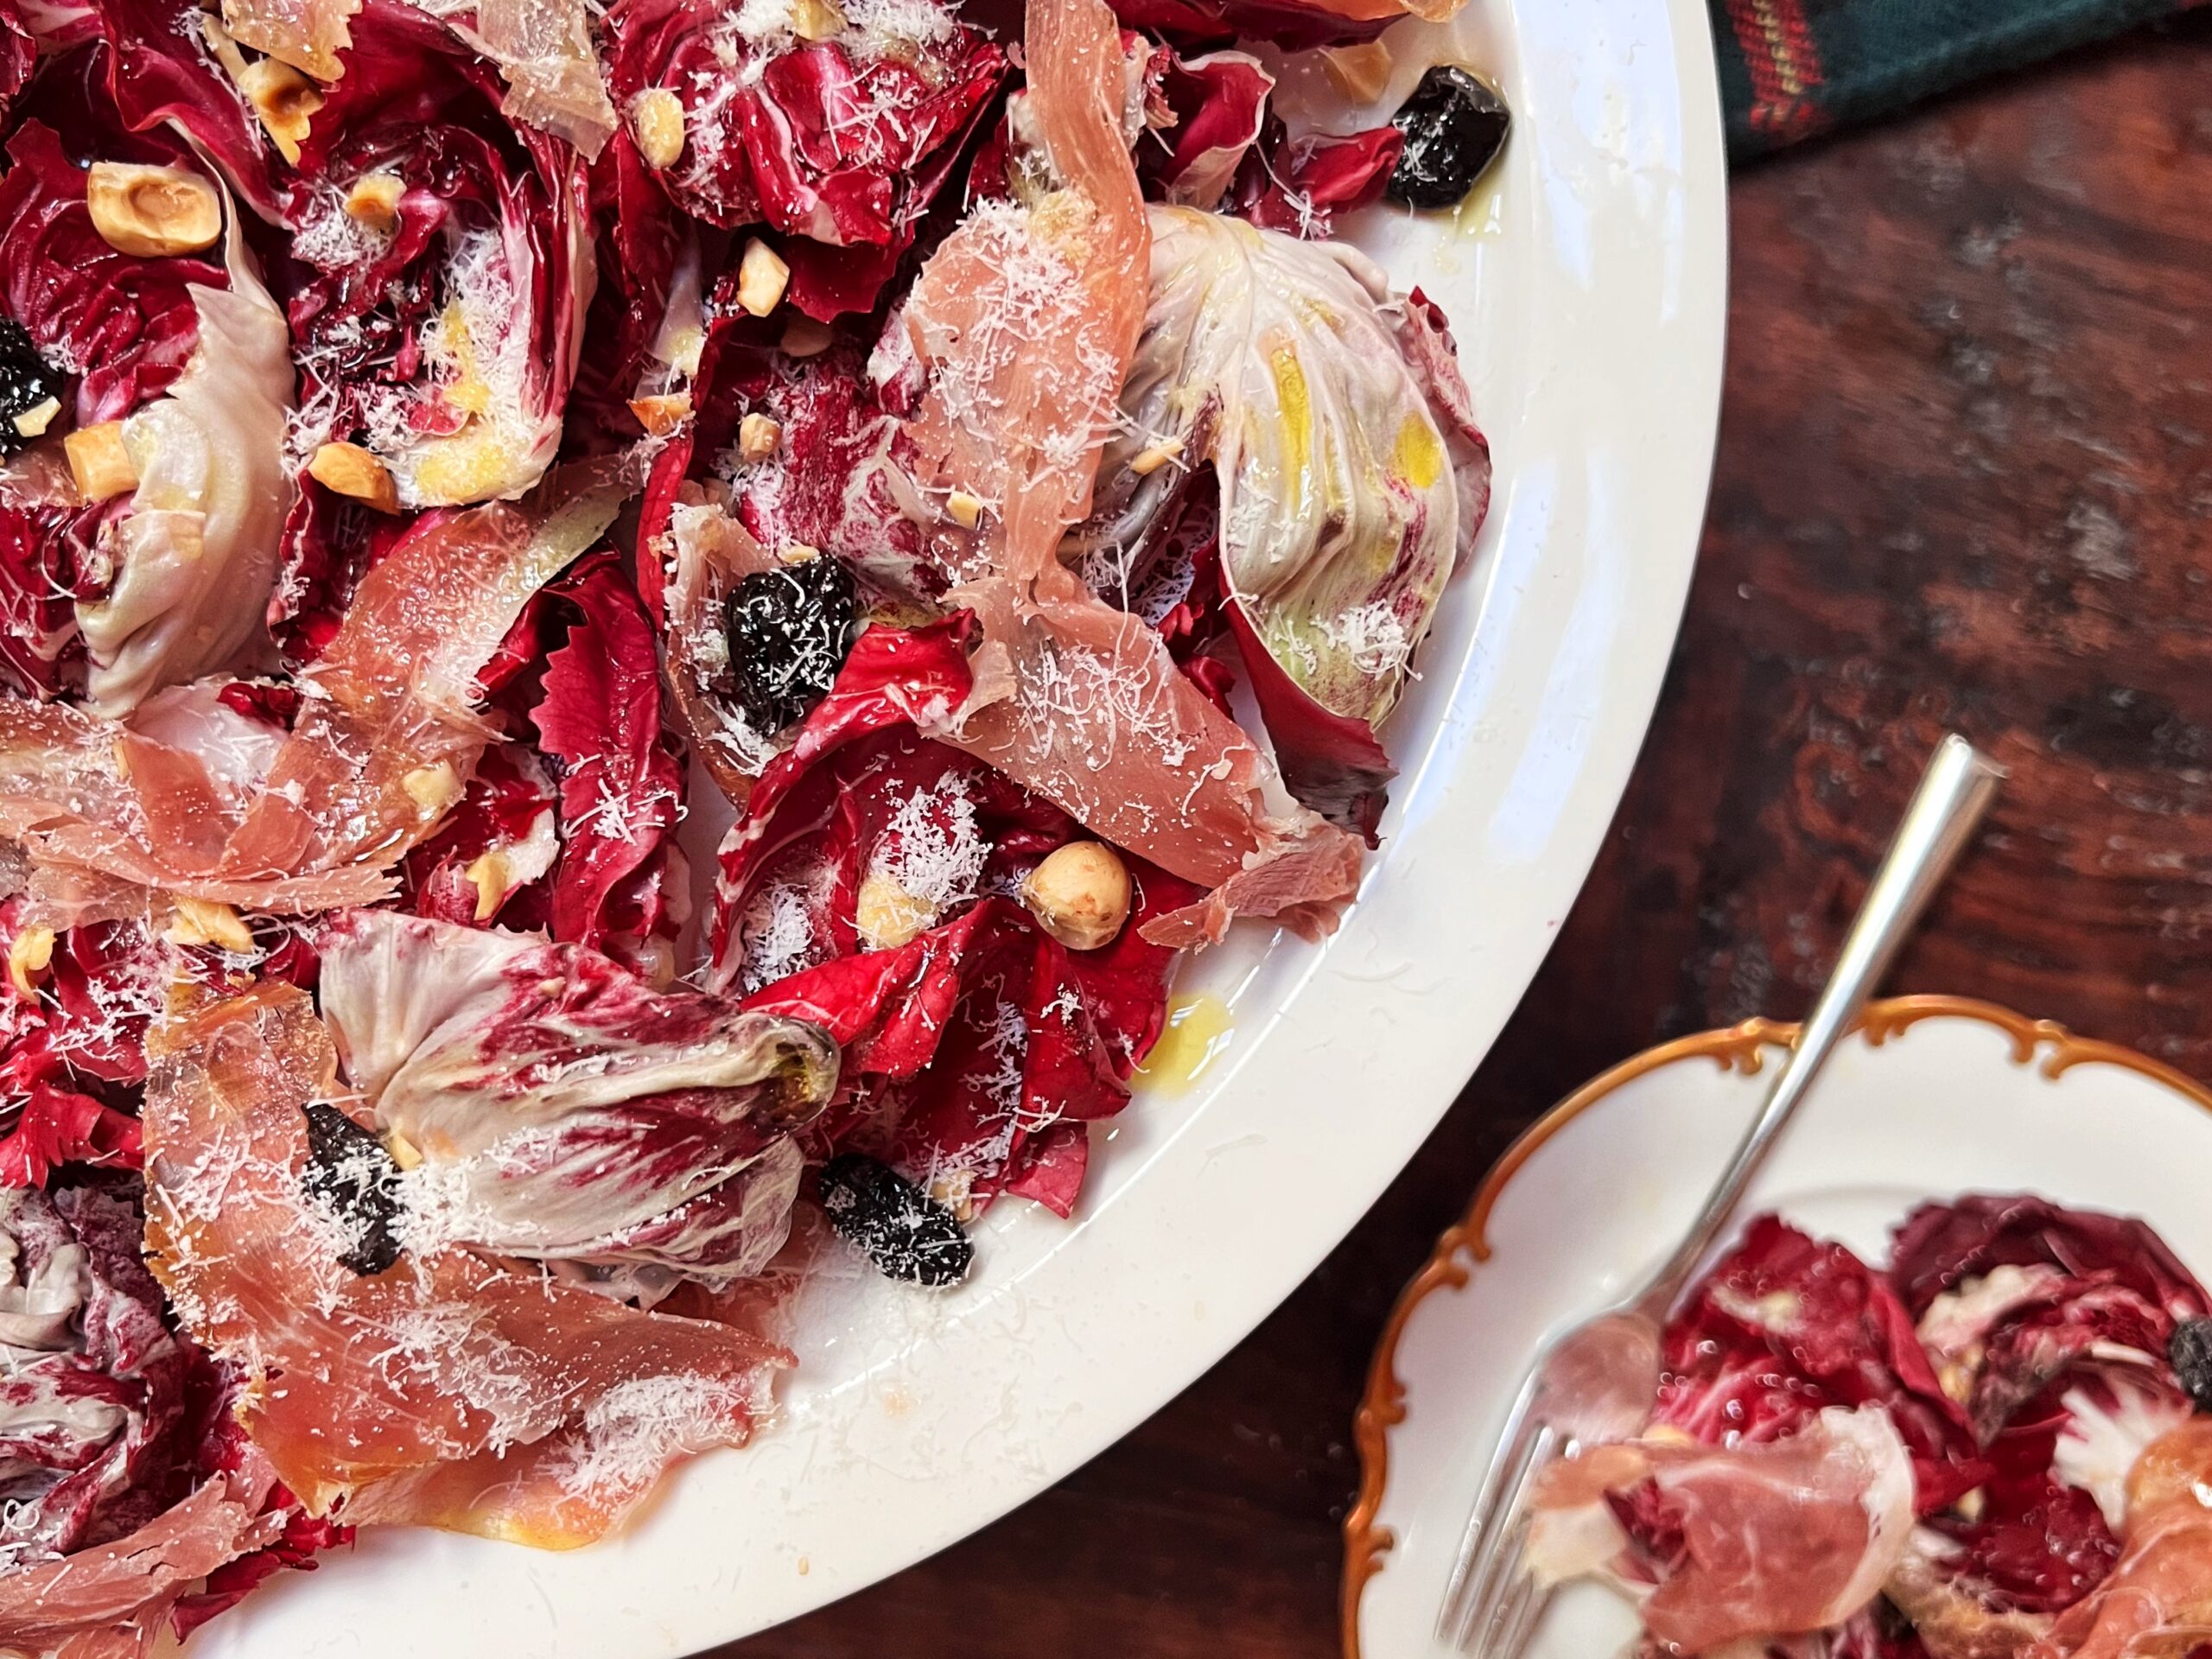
1338, 994, 2212, 1659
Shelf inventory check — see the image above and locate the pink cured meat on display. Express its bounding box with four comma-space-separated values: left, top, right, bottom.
896, 0, 1362, 937
143, 983, 791, 1546
0, 469, 620, 918
1532, 1406, 1917, 1653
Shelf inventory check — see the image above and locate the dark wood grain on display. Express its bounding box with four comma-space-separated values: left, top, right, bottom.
720, 19, 2212, 1653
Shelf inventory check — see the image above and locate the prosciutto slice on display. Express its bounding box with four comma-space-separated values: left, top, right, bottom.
0, 467, 622, 919
143, 982, 792, 1544
895, 0, 1362, 944
1529, 1405, 1917, 1653
2023, 1418, 2212, 1658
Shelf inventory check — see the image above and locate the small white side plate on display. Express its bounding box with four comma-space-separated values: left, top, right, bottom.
1344, 997, 2212, 1659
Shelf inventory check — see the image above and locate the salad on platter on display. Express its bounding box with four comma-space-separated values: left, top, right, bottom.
0, 0, 1505, 1645
1527, 1194, 2212, 1657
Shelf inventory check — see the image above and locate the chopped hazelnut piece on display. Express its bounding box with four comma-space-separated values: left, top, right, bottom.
463, 849, 510, 922
736, 411, 782, 462
736, 238, 791, 317
11, 397, 58, 440
632, 87, 686, 170
65, 423, 138, 502
402, 762, 462, 818
343, 172, 405, 230
855, 870, 936, 950
308, 441, 399, 512
778, 542, 822, 565
86, 163, 222, 257
945, 489, 983, 529
790, 0, 845, 40
1129, 437, 1183, 476
627, 391, 694, 436
165, 898, 255, 956
7, 926, 54, 999
239, 58, 323, 166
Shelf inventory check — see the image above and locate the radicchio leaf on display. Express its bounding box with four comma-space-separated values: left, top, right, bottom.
317, 910, 839, 1300
1072, 202, 1487, 836
529, 549, 685, 952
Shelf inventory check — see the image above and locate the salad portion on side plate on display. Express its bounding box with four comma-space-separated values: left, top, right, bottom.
0, 0, 1536, 1646
1348, 1001, 2212, 1659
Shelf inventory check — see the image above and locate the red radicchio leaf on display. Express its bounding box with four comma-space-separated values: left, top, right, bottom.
1890, 1194, 2212, 1325
1648, 1216, 1988, 1516
0, 1084, 143, 1185
1238, 123, 1403, 237
566, 130, 684, 452
1104, 0, 1402, 51
1141, 47, 1274, 209
716, 618, 1198, 1217
605, 0, 1006, 291
529, 550, 685, 950
1224, 594, 1393, 845
397, 741, 559, 930
169, 1500, 353, 1642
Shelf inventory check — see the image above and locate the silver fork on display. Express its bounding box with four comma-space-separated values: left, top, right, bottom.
1436, 733, 2005, 1656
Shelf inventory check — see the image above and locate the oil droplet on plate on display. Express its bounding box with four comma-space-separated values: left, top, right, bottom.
1135, 993, 1234, 1093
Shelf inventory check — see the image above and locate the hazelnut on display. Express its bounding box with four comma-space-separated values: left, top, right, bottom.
945, 489, 983, 529
65, 423, 138, 502
662, 325, 705, 378
384, 1130, 424, 1171
164, 898, 255, 955
736, 238, 790, 317
308, 441, 399, 512
1020, 842, 1131, 950
1129, 436, 1182, 476
239, 58, 323, 166
1319, 41, 1394, 104
736, 410, 782, 462
343, 171, 404, 230
7, 926, 54, 999
855, 870, 936, 950
632, 87, 686, 171
11, 397, 58, 440
789, 0, 844, 40
463, 849, 511, 921
627, 391, 693, 435
401, 762, 461, 818
778, 542, 821, 565
86, 163, 223, 258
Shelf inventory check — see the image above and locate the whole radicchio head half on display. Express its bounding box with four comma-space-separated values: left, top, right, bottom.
604, 0, 1006, 318
266, 0, 594, 652
315, 910, 839, 1304
0, 48, 293, 713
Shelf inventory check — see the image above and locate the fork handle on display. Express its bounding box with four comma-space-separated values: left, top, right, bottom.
1633, 734, 2004, 1318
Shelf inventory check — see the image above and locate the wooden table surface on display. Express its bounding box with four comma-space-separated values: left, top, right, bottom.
723, 16, 2212, 1653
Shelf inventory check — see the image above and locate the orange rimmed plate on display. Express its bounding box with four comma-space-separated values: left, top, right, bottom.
1340, 995, 2212, 1659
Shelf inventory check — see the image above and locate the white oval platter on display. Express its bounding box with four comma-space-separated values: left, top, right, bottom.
198, 0, 1726, 1649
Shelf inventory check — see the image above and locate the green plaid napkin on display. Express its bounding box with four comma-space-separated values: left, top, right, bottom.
1714, 0, 2202, 158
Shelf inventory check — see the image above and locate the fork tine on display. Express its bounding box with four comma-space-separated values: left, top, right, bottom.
1441, 1417, 1555, 1649
1485, 1569, 1552, 1659
1434, 1370, 1542, 1637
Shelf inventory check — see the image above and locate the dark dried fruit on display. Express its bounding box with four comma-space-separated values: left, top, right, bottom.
0, 318, 66, 458
1387, 66, 1510, 212
818, 1153, 973, 1287
724, 556, 857, 734
2171, 1317, 2212, 1411
301, 1100, 403, 1275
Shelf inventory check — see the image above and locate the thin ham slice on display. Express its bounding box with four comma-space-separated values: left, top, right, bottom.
142, 982, 789, 1547
1529, 1405, 1917, 1653
896, 0, 1363, 941
2023, 1418, 2212, 1658
0, 468, 621, 920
